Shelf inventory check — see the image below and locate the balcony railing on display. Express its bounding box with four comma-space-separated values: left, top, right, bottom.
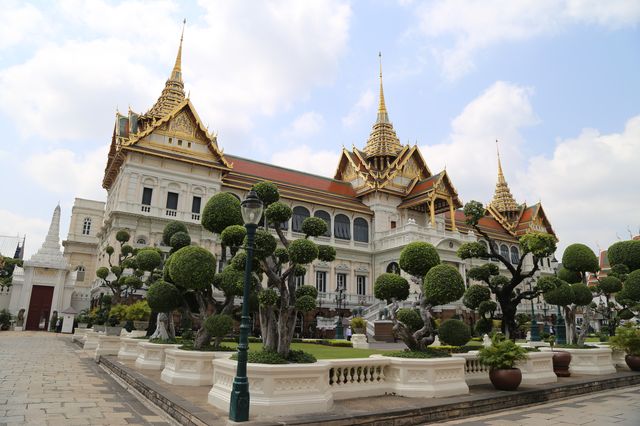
165, 209, 177, 217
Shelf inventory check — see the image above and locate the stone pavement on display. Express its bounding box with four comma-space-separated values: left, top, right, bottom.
0, 331, 168, 425
440, 385, 640, 425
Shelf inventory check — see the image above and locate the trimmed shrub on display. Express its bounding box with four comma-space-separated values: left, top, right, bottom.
475, 317, 493, 334
201, 192, 243, 234
317, 245, 336, 262
213, 267, 244, 296
438, 319, 471, 346
169, 231, 191, 251
463, 285, 491, 310
221, 225, 246, 250
396, 308, 423, 332
245, 229, 277, 259
295, 285, 318, 299
457, 242, 488, 260
557, 267, 582, 284
169, 246, 216, 290
562, 243, 599, 274
294, 295, 316, 312
423, 264, 465, 306
204, 314, 234, 338
374, 273, 409, 303
147, 280, 182, 312
301, 217, 327, 237
288, 239, 318, 264
116, 230, 130, 243
598, 276, 623, 294
608, 240, 640, 272
136, 248, 162, 271
258, 288, 279, 306
399, 242, 440, 278
162, 221, 188, 246
252, 181, 280, 205
265, 202, 292, 225
273, 247, 289, 263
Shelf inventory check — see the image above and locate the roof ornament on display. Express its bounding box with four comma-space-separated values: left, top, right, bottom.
377, 52, 389, 124
490, 140, 519, 214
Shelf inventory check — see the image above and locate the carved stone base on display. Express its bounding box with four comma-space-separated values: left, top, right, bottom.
161, 349, 234, 386
351, 334, 368, 349
134, 342, 181, 370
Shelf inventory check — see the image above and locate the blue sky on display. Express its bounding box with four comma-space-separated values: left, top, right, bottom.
0, 0, 639, 258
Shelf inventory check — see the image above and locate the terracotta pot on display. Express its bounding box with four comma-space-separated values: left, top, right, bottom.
625, 355, 640, 372
489, 368, 522, 391
552, 351, 572, 377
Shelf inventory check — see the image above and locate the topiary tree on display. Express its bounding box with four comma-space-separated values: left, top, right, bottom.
374, 242, 465, 351
204, 314, 234, 349
539, 275, 594, 345
438, 319, 471, 346
162, 221, 188, 246
219, 182, 327, 357
201, 192, 243, 265
457, 200, 557, 339
608, 240, 640, 273
0, 255, 22, 289
96, 229, 136, 302
146, 280, 182, 340
559, 243, 599, 343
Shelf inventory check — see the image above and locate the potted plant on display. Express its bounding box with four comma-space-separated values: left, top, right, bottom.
0, 309, 12, 331
76, 309, 90, 328
478, 336, 528, 390
547, 335, 572, 377
106, 304, 126, 336
609, 323, 640, 371
126, 300, 151, 331
350, 317, 366, 334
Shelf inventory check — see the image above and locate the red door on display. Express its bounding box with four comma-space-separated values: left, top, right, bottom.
25, 285, 54, 331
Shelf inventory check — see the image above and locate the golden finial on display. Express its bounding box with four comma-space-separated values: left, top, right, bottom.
377, 52, 389, 123
496, 139, 506, 183
490, 139, 518, 213
171, 19, 186, 80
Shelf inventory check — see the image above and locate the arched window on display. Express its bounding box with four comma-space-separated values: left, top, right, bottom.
334, 214, 351, 240
82, 218, 92, 235
354, 218, 369, 243
75, 266, 85, 282
313, 210, 331, 237
510, 246, 520, 264
386, 262, 401, 275
136, 237, 147, 245
292, 206, 310, 233
500, 244, 509, 260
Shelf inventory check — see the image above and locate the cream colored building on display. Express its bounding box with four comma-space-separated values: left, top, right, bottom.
61, 36, 557, 320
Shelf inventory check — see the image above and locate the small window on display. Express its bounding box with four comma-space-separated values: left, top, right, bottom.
336, 273, 347, 291
313, 210, 331, 237
166, 192, 179, 210
357, 275, 366, 296
82, 217, 92, 235
316, 271, 327, 293
510, 246, 520, 264
354, 218, 369, 243
136, 238, 146, 245
386, 262, 401, 275
168, 137, 173, 144
192, 196, 202, 214
500, 244, 509, 260
142, 187, 153, 205
187, 142, 192, 148
178, 140, 183, 146
75, 266, 85, 282
292, 206, 310, 233
334, 214, 351, 240
391, 221, 396, 229
294, 273, 305, 288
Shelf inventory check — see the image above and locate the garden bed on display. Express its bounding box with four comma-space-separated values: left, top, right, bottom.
540, 346, 616, 375
134, 341, 181, 370
161, 348, 234, 386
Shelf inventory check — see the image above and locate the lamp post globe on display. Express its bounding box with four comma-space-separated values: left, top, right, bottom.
229, 190, 263, 422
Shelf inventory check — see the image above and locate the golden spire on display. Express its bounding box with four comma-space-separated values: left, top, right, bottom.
145, 19, 187, 119
490, 140, 519, 213
363, 52, 402, 161
377, 52, 389, 123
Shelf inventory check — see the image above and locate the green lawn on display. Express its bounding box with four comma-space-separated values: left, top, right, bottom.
223, 342, 396, 359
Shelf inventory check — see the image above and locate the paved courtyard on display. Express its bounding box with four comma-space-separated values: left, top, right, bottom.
440, 385, 640, 425
0, 331, 168, 425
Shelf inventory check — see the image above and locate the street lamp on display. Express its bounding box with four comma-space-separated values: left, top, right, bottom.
528, 280, 540, 341
335, 284, 346, 339
229, 190, 263, 423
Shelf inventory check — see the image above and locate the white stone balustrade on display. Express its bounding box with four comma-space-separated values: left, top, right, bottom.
161, 349, 234, 386
134, 341, 181, 370
118, 337, 145, 361
458, 351, 556, 386
208, 355, 468, 416
540, 347, 616, 375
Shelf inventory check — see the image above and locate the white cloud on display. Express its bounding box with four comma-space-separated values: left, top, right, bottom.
414, 0, 640, 80
421, 81, 538, 202
342, 89, 375, 127
0, 2, 49, 51
281, 112, 325, 140
270, 145, 340, 178
517, 115, 640, 255
25, 146, 108, 201
0, 0, 351, 143
0, 209, 49, 259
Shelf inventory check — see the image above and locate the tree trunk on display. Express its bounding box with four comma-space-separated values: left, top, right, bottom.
194, 327, 211, 349
150, 312, 170, 340
565, 306, 576, 345
500, 301, 518, 340
276, 306, 295, 358
577, 307, 591, 346
259, 305, 277, 352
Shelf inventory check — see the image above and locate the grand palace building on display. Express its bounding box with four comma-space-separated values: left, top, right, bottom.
6, 34, 558, 331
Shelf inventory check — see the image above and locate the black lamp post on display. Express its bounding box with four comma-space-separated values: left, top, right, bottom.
335, 285, 346, 339
229, 190, 263, 423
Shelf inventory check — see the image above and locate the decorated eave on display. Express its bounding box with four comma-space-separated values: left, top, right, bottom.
514, 203, 557, 238
102, 100, 231, 190
223, 155, 372, 215
445, 210, 520, 243
334, 144, 432, 195
397, 170, 462, 211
